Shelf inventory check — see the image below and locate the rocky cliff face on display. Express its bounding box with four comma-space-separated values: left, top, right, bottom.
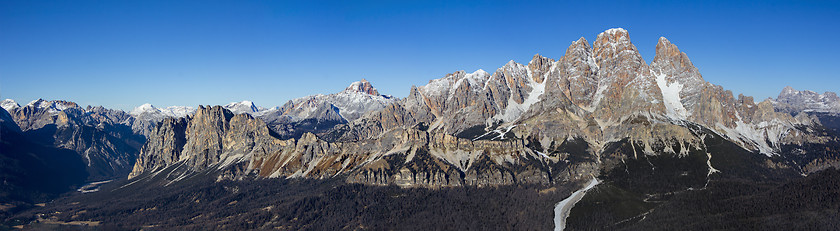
128, 117, 188, 179
131, 105, 281, 179
131, 105, 602, 187
128, 28, 839, 189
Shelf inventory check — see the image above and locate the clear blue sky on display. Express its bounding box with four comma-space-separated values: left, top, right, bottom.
1, 0, 838, 111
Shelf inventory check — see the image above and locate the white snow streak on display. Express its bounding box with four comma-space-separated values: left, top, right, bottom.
706, 152, 720, 176
535, 150, 551, 159
586, 85, 608, 113
554, 178, 600, 231
492, 68, 546, 124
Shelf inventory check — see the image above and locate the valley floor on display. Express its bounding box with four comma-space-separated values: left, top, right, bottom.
4, 172, 581, 230
5, 168, 840, 230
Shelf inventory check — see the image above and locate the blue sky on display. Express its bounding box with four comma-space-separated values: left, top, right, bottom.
1, 0, 838, 111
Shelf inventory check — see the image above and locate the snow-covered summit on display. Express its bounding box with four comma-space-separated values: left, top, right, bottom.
130, 103, 196, 122
1, 99, 20, 112
23, 99, 80, 114
780, 86, 799, 97
223, 100, 273, 115
129, 103, 157, 115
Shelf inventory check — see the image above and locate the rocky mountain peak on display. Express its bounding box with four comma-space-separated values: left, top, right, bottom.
652, 37, 698, 74
780, 86, 799, 98
593, 27, 642, 68
655, 37, 678, 57
595, 28, 630, 47
504, 60, 518, 67
566, 37, 593, 56
562, 37, 598, 71
21, 99, 81, 114
528, 54, 553, 83
25, 99, 45, 107
555, 36, 600, 111
571, 37, 589, 47
192, 105, 233, 124
650, 37, 702, 91
343, 78, 380, 95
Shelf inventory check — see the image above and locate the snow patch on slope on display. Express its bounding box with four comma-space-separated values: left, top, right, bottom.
586, 85, 608, 113
472, 124, 518, 141
449, 69, 489, 96
716, 118, 792, 157
654, 72, 688, 120
491, 68, 546, 124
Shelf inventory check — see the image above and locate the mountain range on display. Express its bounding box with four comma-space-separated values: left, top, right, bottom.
774, 86, 840, 113
2, 28, 839, 230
